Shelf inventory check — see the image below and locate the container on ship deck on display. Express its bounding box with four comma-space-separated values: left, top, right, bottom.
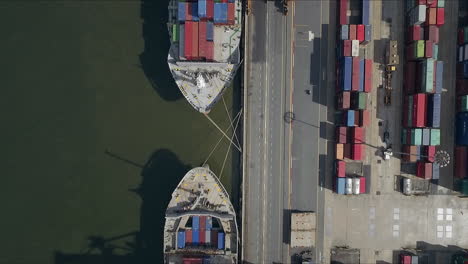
357, 24, 365, 42
359, 59, 365, 92
350, 127, 365, 144
336, 126, 348, 144
339, 0, 348, 25
351, 144, 363, 161
336, 177, 346, 194
456, 112, 468, 145
412, 94, 427, 128
408, 25, 422, 43
427, 7, 437, 25
343, 40, 352, 57
436, 8, 444, 26
455, 146, 468, 178
425, 40, 433, 58
430, 128, 440, 146
352, 58, 360, 91
359, 109, 370, 127
351, 40, 359, 57
457, 79, 468, 96
336, 160, 346, 177
425, 25, 439, 43
416, 161, 432, 179
427, 93, 441, 127
422, 128, 430, 146
405, 62, 416, 94
435, 61, 443, 93
364, 59, 373, 93
425, 145, 436, 162
227, 2, 235, 24
363, 25, 372, 44
352, 92, 367, 110
349, 24, 357, 40
178, 2, 186, 21
336, 143, 344, 160
340, 25, 349, 40
179, 24, 185, 58
338, 91, 351, 110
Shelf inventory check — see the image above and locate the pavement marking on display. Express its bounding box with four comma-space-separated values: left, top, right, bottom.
446, 225, 453, 238
308, 31, 314, 41
437, 225, 444, 238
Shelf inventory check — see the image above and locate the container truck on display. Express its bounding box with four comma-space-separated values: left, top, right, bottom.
402, 177, 430, 195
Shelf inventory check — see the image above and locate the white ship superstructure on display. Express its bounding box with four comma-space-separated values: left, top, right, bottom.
167, 0, 242, 113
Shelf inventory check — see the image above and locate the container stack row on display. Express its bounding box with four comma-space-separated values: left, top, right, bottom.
176, 216, 225, 250
402, 0, 445, 180
455, 25, 468, 188
176, 0, 236, 61
334, 0, 372, 195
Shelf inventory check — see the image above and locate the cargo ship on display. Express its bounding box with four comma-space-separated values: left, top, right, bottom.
167, 0, 242, 113
163, 166, 238, 263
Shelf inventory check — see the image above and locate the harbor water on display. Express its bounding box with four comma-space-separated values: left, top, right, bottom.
0, 1, 240, 263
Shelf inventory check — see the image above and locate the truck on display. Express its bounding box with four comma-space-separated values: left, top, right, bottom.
401, 177, 430, 195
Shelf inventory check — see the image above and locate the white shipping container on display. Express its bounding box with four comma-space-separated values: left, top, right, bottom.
459, 45, 464, 62
411, 5, 426, 25
205, 230, 211, 243
351, 40, 360, 57
465, 44, 468, 61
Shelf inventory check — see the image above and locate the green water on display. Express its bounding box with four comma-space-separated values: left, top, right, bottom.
0, 1, 240, 263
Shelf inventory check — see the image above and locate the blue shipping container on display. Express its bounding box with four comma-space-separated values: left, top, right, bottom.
416, 146, 422, 160
198, 0, 207, 18
422, 128, 430, 146
193, 216, 200, 229
364, 25, 372, 43
214, 3, 228, 23
177, 231, 185, 248
206, 22, 214, 41
432, 163, 440, 180
193, 229, 200, 243
456, 112, 468, 145
203, 257, 211, 264
343, 57, 352, 91
346, 110, 355, 126
336, 177, 345, 194
435, 61, 443, 93
427, 93, 441, 127
178, 2, 186, 22
217, 233, 225, 249
362, 0, 371, 25
340, 25, 349, 40
359, 59, 365, 91
206, 216, 212, 229
192, 3, 199, 21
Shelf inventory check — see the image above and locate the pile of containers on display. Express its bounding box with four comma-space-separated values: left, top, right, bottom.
178, 216, 225, 249
455, 26, 468, 187
402, 0, 445, 180
176, 0, 236, 61
334, 0, 372, 195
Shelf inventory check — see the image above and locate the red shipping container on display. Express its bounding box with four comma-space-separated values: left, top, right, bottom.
364, 59, 373, 93
427, 0, 437, 8
186, 2, 192, 21
408, 25, 422, 43
401, 255, 412, 264
199, 21, 207, 58
336, 160, 346, 177
211, 230, 218, 246
412, 94, 427, 127
336, 126, 347, 143
351, 127, 365, 144
359, 109, 370, 127
417, 0, 426, 4
338, 91, 351, 110
343, 40, 352, 57
349, 25, 357, 40
344, 144, 352, 159
200, 229, 206, 243
403, 96, 408, 127
458, 29, 464, 45
425, 146, 436, 162
416, 162, 425, 178
228, 3, 235, 24
433, 61, 437, 93
186, 230, 193, 243
436, 8, 444, 26
457, 79, 468, 96
359, 177, 366, 193
352, 57, 360, 91
206, 41, 214, 61
200, 216, 206, 229
455, 146, 468, 178
185, 21, 193, 59
354, 110, 360, 126
339, 0, 348, 25
357, 24, 365, 42
427, 8, 437, 25
425, 40, 433, 58
406, 44, 414, 61
426, 26, 439, 44
351, 144, 363, 161
192, 22, 199, 58
207, 0, 214, 19
405, 62, 416, 94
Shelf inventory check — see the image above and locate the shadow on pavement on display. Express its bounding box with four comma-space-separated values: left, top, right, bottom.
391, 241, 468, 264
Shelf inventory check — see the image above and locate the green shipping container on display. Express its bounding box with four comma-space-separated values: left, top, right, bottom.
411, 128, 423, 145
402, 129, 407, 144
408, 95, 413, 127
461, 95, 468, 112
437, 0, 445, 7
421, 59, 434, 93
430, 129, 440, 146
433, 44, 438, 60
462, 179, 468, 196
172, 24, 179, 42
355, 92, 367, 110
464, 27, 468, 44
415, 40, 425, 58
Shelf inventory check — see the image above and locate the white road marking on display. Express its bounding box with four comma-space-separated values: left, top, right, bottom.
308, 31, 314, 41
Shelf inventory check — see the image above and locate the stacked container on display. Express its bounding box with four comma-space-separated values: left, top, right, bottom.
402, 0, 445, 180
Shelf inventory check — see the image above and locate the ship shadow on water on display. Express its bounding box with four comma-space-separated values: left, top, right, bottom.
139, 0, 182, 101
54, 149, 191, 264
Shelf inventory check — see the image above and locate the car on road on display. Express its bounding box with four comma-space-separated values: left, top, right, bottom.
345, 178, 353, 195
352, 178, 360, 194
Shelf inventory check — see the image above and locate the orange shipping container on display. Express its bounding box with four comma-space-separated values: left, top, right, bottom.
336, 144, 344, 160
427, 8, 437, 25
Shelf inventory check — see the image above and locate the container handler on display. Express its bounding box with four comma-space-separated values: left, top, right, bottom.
384, 40, 399, 105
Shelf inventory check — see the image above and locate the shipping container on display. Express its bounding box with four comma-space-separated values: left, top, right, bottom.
411, 128, 423, 145
185, 21, 193, 58
199, 0, 207, 18
227, 2, 235, 24
404, 145, 418, 162
416, 145, 423, 161
206, 22, 214, 41
339, 0, 349, 25
425, 145, 436, 162
211, 230, 218, 246
455, 146, 467, 178
336, 126, 348, 143
408, 25, 422, 42
205, 230, 211, 244
343, 40, 352, 57
214, 3, 228, 24
207, 0, 214, 19
178, 231, 185, 248
427, 0, 437, 8
433, 43, 439, 60
426, 25, 439, 43
359, 177, 366, 193
425, 40, 433, 58
456, 112, 468, 145
336, 177, 346, 194
465, 26, 468, 43
422, 128, 430, 145
351, 144, 363, 160
458, 79, 468, 96
354, 110, 360, 126
407, 95, 414, 127
417, 161, 432, 179
432, 163, 440, 180
193, 216, 200, 229
406, 0, 415, 13
336, 160, 346, 177
359, 59, 365, 92
351, 40, 360, 56
436, 8, 444, 26
352, 92, 367, 110
192, 2, 199, 21
400, 255, 412, 264
420, 59, 434, 93
192, 21, 199, 58
344, 143, 352, 159
427, 7, 437, 25
427, 93, 441, 127
402, 128, 407, 144
359, 109, 370, 127
336, 143, 344, 160
363, 25, 372, 44
179, 24, 185, 58
338, 91, 351, 110
200, 216, 207, 229
352, 57, 360, 91
437, 0, 445, 7
362, 0, 371, 25
459, 29, 465, 45
430, 128, 440, 146
186, 229, 193, 243
193, 229, 200, 243
351, 127, 365, 144
460, 95, 468, 112
357, 24, 365, 42
178, 2, 186, 22
413, 93, 427, 127
199, 21, 207, 58
340, 25, 349, 40
345, 110, 355, 126
206, 41, 214, 61
435, 61, 443, 93
200, 228, 206, 243
465, 43, 468, 61
461, 45, 465, 62
349, 24, 356, 40
172, 24, 179, 42
364, 59, 373, 93
410, 5, 426, 25
217, 233, 225, 249
206, 216, 212, 229
405, 62, 416, 94
343, 57, 352, 91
